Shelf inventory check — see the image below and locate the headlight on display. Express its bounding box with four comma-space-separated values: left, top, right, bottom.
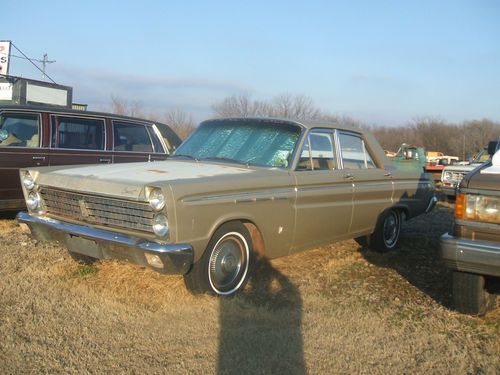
26, 191, 41, 210
148, 188, 165, 211
22, 172, 35, 190
442, 171, 452, 181
152, 214, 169, 237
455, 193, 499, 224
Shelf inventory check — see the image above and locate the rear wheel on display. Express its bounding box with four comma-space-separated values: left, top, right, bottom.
452, 271, 496, 315
184, 222, 253, 296
360, 209, 402, 252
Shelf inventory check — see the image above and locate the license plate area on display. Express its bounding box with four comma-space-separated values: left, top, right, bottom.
65, 234, 102, 258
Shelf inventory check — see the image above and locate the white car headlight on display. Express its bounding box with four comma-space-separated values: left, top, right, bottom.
456, 193, 499, 224
22, 172, 35, 190
442, 171, 452, 181
152, 214, 169, 237
26, 191, 41, 210
149, 188, 165, 211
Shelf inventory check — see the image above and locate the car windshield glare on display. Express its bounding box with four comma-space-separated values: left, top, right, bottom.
174, 120, 301, 168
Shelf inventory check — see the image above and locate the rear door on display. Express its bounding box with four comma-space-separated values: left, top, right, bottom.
111, 120, 168, 163
0, 110, 48, 209
47, 114, 111, 166
337, 131, 393, 236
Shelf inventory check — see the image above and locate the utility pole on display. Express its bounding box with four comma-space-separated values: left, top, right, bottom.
41, 53, 55, 81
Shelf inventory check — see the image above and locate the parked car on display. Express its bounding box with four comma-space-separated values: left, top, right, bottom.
440, 142, 498, 198
441, 143, 500, 315
0, 105, 182, 211
17, 118, 437, 296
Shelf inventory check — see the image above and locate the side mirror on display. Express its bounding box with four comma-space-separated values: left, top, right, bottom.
487, 141, 499, 156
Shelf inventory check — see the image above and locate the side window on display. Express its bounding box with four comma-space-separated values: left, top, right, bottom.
0, 112, 40, 148
51, 116, 105, 150
113, 121, 153, 152
338, 132, 376, 169
147, 126, 165, 153
297, 130, 336, 171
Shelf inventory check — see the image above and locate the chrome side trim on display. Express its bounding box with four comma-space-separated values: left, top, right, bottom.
425, 195, 438, 213
17, 211, 193, 275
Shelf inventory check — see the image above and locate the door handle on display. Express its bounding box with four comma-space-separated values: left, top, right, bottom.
32, 156, 46, 161
99, 158, 112, 163
343, 173, 354, 180
384, 172, 392, 177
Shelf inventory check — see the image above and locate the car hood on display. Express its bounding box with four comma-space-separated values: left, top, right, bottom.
32, 161, 259, 200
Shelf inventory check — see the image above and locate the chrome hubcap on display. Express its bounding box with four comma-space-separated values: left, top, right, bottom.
209, 235, 245, 291
383, 212, 400, 248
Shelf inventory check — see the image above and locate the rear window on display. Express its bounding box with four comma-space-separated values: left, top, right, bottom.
113, 121, 153, 152
338, 132, 376, 169
0, 112, 40, 148
51, 116, 105, 150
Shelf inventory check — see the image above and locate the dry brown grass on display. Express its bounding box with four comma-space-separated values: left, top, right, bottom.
0, 204, 499, 374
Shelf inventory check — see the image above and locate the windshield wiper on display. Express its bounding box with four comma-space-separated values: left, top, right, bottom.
168, 154, 198, 161
201, 156, 248, 166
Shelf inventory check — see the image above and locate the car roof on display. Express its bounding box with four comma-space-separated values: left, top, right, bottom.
0, 104, 162, 125
201, 117, 364, 134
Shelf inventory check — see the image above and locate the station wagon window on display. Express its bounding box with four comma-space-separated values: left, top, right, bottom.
51, 116, 105, 150
338, 132, 375, 169
113, 121, 153, 152
0, 112, 40, 148
147, 126, 165, 153
297, 130, 337, 170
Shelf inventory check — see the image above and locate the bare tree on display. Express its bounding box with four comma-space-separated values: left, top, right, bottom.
161, 109, 196, 139
110, 95, 144, 118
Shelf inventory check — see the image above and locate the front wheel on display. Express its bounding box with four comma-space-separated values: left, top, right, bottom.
184, 222, 253, 296
452, 271, 496, 315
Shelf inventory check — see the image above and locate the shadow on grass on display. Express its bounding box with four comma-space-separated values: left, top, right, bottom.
0, 210, 19, 220
218, 255, 306, 375
359, 205, 455, 308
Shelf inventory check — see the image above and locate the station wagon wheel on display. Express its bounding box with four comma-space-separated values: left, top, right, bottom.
184, 222, 253, 296
368, 209, 402, 252
452, 271, 496, 316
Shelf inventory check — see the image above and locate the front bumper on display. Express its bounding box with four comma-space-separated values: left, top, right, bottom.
17, 211, 193, 275
440, 233, 500, 277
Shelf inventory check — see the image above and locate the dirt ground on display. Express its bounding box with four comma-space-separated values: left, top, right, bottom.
0, 203, 499, 374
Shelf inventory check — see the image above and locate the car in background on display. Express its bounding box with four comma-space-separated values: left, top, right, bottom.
441, 143, 500, 315
17, 117, 437, 296
440, 142, 498, 198
0, 105, 181, 211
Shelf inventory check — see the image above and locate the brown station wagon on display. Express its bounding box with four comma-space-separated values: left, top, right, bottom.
0, 105, 181, 211
441, 144, 500, 315
17, 118, 437, 296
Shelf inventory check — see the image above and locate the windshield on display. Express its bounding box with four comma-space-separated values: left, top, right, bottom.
174, 120, 301, 168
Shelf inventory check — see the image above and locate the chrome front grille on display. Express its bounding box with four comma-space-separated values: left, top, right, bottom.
39, 187, 154, 233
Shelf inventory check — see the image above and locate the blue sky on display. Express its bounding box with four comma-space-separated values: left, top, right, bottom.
3, 0, 499, 125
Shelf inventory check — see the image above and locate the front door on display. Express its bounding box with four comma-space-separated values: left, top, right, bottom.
291, 129, 353, 253
0, 111, 48, 209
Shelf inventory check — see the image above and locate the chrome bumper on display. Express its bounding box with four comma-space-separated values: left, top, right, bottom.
16, 211, 193, 275
440, 233, 500, 277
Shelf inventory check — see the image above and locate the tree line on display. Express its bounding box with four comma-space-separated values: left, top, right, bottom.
109, 94, 500, 160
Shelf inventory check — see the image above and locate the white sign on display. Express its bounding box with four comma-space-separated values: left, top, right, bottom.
0, 41, 11, 75
0, 82, 13, 100
26, 83, 68, 106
